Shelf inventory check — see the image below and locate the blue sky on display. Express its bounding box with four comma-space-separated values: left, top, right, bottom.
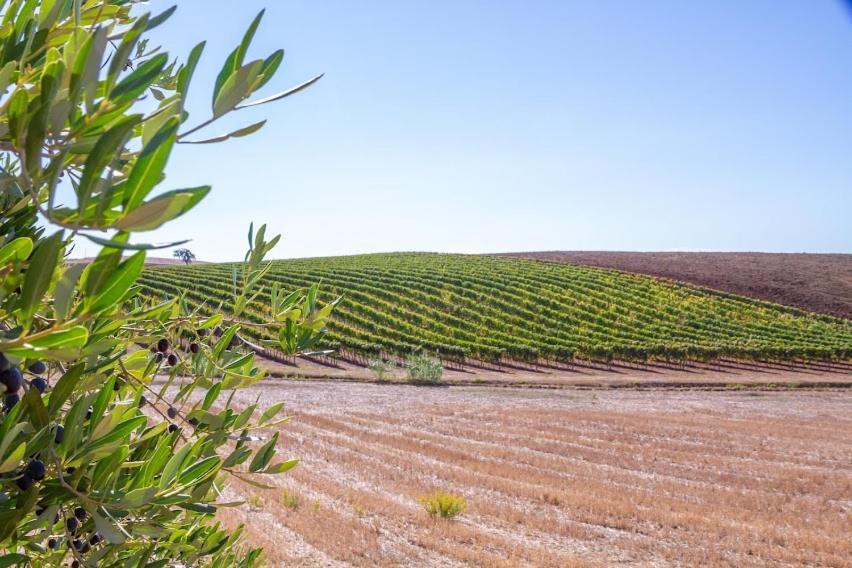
79, 1, 851, 261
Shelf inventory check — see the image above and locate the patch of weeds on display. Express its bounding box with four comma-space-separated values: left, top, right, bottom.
406, 353, 443, 384
368, 358, 396, 381
786, 381, 801, 389
313, 498, 321, 512
420, 491, 466, 519
246, 494, 263, 510
352, 503, 367, 517
280, 488, 301, 510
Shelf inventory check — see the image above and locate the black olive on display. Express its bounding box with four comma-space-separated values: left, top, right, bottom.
25, 459, 45, 481
66, 517, 78, 533
4, 393, 20, 410
1, 367, 23, 392
31, 377, 48, 393
15, 474, 32, 491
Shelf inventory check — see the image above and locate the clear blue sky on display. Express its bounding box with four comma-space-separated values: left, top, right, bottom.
80, 1, 852, 261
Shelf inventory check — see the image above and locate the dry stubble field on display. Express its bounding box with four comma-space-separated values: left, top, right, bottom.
212, 378, 852, 567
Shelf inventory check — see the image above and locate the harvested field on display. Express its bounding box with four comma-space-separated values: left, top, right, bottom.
502, 251, 852, 319
216, 380, 852, 567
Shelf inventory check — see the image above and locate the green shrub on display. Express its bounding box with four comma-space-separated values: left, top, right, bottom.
368, 358, 396, 381
421, 491, 466, 519
406, 353, 443, 383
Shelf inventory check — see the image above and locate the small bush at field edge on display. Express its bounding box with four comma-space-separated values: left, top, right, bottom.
406, 353, 443, 383
368, 358, 396, 381
421, 491, 466, 519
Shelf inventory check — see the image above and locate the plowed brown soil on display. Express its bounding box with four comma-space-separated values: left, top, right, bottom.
500, 251, 852, 319
216, 380, 852, 567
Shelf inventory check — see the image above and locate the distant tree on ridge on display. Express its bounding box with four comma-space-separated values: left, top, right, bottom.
174, 248, 197, 264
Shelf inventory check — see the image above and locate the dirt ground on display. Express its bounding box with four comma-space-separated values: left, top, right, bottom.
500, 251, 852, 319
215, 379, 852, 567
257, 355, 852, 389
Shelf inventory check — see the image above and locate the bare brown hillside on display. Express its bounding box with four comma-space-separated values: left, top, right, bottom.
501, 252, 852, 319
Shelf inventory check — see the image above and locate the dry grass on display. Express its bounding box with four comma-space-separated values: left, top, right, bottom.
218, 381, 852, 567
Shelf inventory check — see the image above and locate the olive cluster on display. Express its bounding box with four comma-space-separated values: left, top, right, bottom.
143, 331, 212, 433
149, 337, 178, 366
41, 505, 105, 565
0, 353, 49, 411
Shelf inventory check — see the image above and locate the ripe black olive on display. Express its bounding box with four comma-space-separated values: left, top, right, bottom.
167, 406, 177, 419
89, 532, 102, 545
1, 367, 23, 392
167, 353, 178, 366
74, 507, 87, 521
47, 537, 57, 549
31, 377, 48, 393
54, 425, 64, 444
188, 417, 199, 426
4, 393, 20, 410
15, 474, 32, 491
0, 353, 8, 372
27, 360, 46, 374
189, 343, 199, 354
157, 338, 170, 353
66, 517, 78, 533
25, 459, 45, 481
168, 423, 178, 433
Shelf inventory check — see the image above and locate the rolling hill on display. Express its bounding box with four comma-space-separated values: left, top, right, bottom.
138, 253, 852, 366
503, 251, 852, 319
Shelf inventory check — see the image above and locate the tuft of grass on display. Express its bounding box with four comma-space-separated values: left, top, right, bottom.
368, 358, 396, 381
246, 494, 263, 510
420, 491, 466, 519
280, 488, 301, 510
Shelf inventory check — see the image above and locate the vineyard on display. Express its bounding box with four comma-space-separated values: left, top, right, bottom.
138, 253, 852, 368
